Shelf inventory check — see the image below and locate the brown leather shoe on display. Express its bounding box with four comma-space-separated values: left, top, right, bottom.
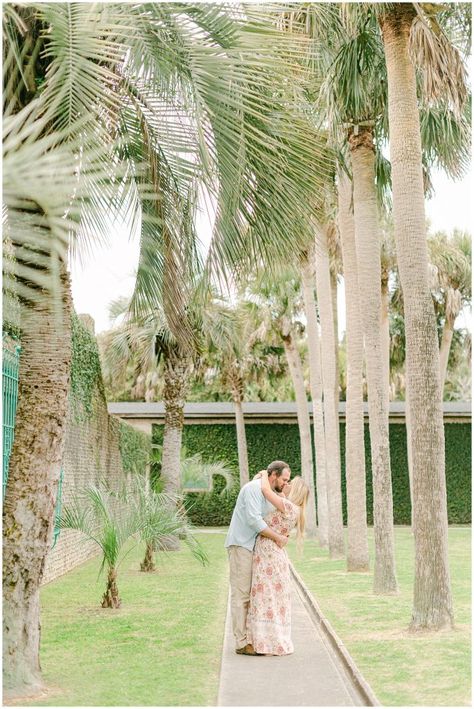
235, 643, 258, 655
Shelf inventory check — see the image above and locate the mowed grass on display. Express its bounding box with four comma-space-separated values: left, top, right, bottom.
289, 526, 471, 707
26, 531, 229, 706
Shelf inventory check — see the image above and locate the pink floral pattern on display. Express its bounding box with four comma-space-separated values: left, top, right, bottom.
246, 499, 299, 655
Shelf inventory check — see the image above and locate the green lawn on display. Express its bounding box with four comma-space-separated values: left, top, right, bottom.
21, 526, 470, 707
289, 526, 471, 707
27, 531, 229, 706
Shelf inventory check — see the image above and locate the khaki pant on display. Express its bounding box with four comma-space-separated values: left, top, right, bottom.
227, 545, 253, 650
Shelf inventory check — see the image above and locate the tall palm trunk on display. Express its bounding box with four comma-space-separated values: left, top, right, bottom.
161, 351, 191, 550
331, 268, 342, 460
381, 275, 391, 401
301, 255, 329, 547
162, 352, 191, 495
380, 5, 453, 628
349, 126, 398, 594
314, 226, 345, 558
405, 383, 414, 530
439, 313, 456, 393
230, 373, 249, 487
281, 326, 317, 537
3, 265, 72, 696
337, 173, 370, 572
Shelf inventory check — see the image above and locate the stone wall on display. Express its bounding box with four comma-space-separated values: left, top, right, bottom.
42, 315, 150, 585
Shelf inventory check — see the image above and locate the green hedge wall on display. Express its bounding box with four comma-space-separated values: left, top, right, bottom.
152, 422, 471, 526
71, 314, 151, 476
70, 314, 104, 422
119, 422, 151, 476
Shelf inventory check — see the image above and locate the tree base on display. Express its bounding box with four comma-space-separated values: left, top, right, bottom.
373, 566, 399, 595
101, 569, 121, 608
140, 543, 156, 572
2, 677, 45, 703
347, 563, 370, 573
101, 592, 121, 609
409, 613, 454, 633
373, 585, 399, 596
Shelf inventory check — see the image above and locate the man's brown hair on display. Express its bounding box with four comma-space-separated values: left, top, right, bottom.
267, 460, 290, 476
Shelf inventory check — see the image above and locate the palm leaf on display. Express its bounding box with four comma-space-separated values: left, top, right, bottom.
181, 453, 235, 493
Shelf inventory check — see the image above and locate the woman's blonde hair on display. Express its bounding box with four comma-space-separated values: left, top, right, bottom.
287, 476, 310, 550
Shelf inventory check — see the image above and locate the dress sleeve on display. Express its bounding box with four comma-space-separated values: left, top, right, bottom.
282, 499, 299, 524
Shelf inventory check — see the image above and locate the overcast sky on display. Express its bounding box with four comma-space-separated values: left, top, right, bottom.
70, 166, 473, 336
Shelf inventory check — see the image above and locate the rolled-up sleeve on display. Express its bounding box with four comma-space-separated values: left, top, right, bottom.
244, 486, 267, 534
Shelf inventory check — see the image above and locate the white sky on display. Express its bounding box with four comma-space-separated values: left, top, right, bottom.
70, 167, 473, 337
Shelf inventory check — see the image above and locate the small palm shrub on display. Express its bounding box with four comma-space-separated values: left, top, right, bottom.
60, 479, 208, 605
59, 483, 139, 608
129, 474, 208, 572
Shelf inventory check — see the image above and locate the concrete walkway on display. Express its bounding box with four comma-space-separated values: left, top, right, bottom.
218, 582, 365, 707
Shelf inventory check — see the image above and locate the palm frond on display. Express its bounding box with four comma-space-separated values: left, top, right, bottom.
410, 5, 469, 116
420, 98, 471, 180
181, 453, 235, 493
60, 482, 140, 573
183, 532, 209, 567
128, 474, 208, 565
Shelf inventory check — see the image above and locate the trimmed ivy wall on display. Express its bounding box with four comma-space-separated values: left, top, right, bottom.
43, 314, 151, 585
70, 313, 150, 473
152, 422, 471, 526
119, 421, 151, 476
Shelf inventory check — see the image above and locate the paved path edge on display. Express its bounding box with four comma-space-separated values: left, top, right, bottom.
216, 588, 232, 707
290, 563, 381, 707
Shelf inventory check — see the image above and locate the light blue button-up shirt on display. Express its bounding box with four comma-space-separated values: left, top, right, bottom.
225, 478, 275, 552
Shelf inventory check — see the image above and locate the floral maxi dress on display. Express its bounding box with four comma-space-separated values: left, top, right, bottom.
246, 499, 299, 655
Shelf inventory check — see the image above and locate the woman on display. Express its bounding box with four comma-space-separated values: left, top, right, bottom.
246, 469, 309, 656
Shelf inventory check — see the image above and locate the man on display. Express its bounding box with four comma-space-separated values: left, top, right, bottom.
225, 460, 291, 656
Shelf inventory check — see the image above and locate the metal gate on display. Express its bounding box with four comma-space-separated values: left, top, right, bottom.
2, 336, 21, 494
2, 336, 63, 546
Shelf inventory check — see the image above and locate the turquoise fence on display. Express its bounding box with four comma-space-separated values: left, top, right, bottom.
2, 336, 63, 546
2, 336, 21, 494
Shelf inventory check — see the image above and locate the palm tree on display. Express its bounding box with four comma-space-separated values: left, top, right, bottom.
59, 483, 141, 608
428, 230, 471, 391
224, 358, 250, 487
313, 222, 345, 558
60, 481, 208, 597
105, 285, 233, 505
378, 2, 470, 629
279, 2, 396, 586
2, 111, 108, 696
128, 475, 209, 573
247, 272, 318, 537
212, 305, 258, 487
4, 4, 334, 694
290, 1, 470, 589
337, 172, 370, 572
380, 224, 398, 402
350, 135, 397, 591
318, 8, 397, 591
328, 214, 343, 422
300, 250, 329, 547
194, 312, 293, 485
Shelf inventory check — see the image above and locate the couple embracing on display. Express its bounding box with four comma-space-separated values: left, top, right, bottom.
224, 460, 309, 656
